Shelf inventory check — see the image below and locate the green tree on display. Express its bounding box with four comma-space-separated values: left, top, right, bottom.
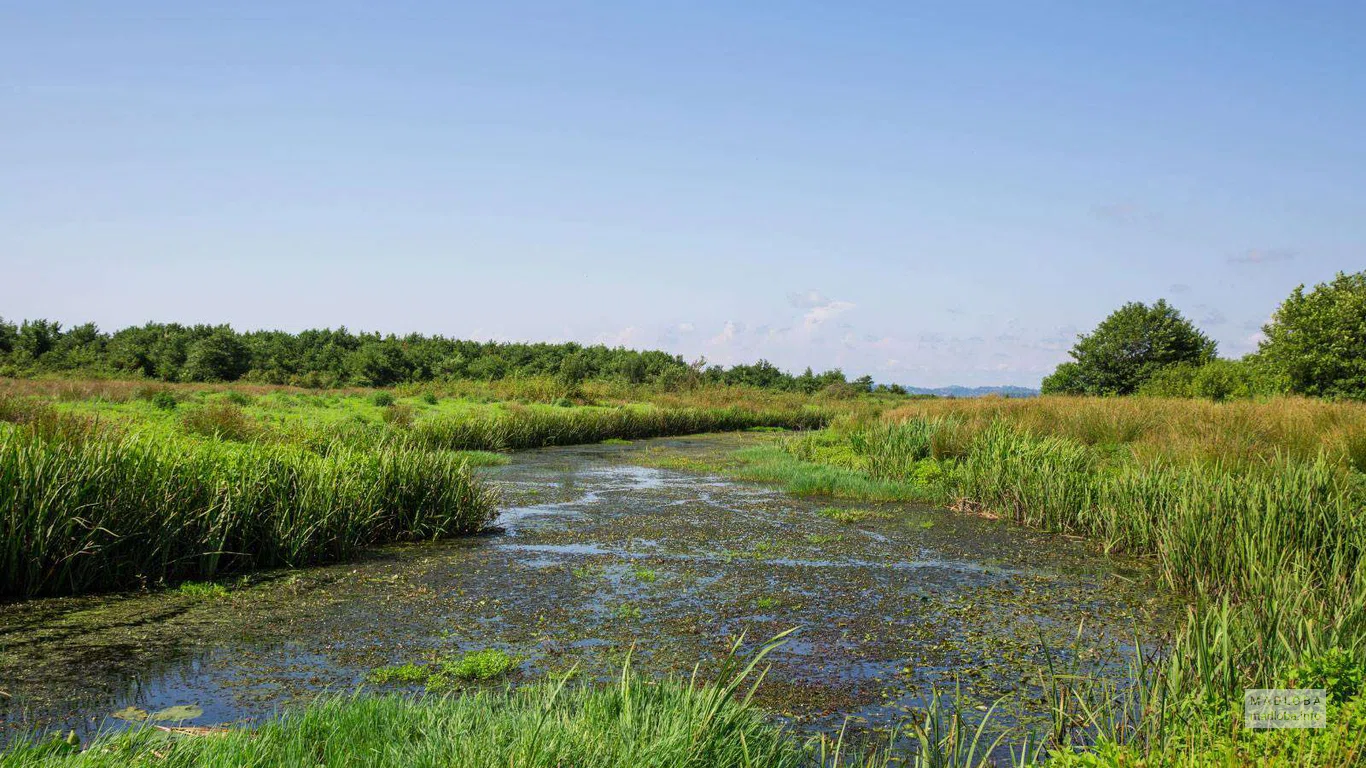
0, 316, 19, 357
1043, 300, 1216, 395
1258, 271, 1366, 399
557, 352, 590, 388
183, 328, 251, 381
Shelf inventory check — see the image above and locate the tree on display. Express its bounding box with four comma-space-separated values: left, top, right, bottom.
1043, 300, 1216, 395
183, 328, 251, 382
557, 352, 589, 388
0, 316, 18, 356
1258, 271, 1366, 399
14, 319, 62, 362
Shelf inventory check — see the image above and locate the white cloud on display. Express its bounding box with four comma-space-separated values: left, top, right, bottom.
708, 320, 744, 346
802, 299, 855, 332
594, 326, 639, 347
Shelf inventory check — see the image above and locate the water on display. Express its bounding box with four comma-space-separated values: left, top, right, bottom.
0, 434, 1177, 747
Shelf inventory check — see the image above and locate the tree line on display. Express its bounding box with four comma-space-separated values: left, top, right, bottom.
0, 319, 878, 393
1042, 270, 1366, 400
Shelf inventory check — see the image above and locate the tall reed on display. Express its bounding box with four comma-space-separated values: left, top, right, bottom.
0, 423, 499, 596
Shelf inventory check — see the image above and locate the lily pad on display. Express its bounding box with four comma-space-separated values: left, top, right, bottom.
110, 704, 203, 723
150, 704, 203, 722
110, 706, 148, 722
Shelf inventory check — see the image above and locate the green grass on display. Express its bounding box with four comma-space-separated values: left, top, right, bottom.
0, 419, 500, 596
436, 648, 521, 682
634, 567, 658, 583
173, 581, 229, 599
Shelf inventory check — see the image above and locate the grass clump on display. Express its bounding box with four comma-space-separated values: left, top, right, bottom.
365, 662, 431, 686
371, 391, 396, 407
634, 567, 658, 583
179, 402, 257, 441
436, 648, 520, 683
173, 581, 228, 599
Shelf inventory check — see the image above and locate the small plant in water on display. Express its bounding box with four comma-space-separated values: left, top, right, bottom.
634, 567, 658, 583
436, 648, 519, 682
175, 581, 228, 599
755, 595, 780, 611
366, 662, 431, 686
614, 603, 643, 621
818, 507, 888, 524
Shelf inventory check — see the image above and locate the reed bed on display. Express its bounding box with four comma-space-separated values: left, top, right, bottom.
0, 423, 499, 597
405, 405, 829, 453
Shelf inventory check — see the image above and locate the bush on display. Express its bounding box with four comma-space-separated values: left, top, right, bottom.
381, 404, 416, 429
150, 391, 178, 410
371, 391, 396, 407
180, 403, 258, 441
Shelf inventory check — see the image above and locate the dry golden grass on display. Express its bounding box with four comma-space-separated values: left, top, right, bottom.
881, 395, 1366, 471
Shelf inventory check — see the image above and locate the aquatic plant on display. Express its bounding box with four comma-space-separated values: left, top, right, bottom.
0, 422, 500, 596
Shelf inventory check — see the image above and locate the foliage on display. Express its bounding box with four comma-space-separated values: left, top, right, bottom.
1259, 270, 1366, 399
0, 318, 856, 393
181, 327, 250, 382
1043, 299, 1217, 395
1135, 358, 1281, 401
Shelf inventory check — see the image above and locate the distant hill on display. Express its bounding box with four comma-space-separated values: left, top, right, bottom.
900, 385, 1039, 398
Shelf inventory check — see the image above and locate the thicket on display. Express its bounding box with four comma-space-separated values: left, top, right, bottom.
0, 318, 871, 394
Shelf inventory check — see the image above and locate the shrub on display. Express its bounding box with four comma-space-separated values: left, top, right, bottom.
180, 403, 258, 442
371, 391, 396, 407
150, 391, 178, 410
381, 403, 416, 429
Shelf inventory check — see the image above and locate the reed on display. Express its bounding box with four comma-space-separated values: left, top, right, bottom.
0, 422, 499, 597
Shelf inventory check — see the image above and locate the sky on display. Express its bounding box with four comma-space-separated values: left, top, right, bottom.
2, 2, 1362, 387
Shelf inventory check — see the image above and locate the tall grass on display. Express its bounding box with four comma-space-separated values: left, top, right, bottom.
0, 422, 499, 597
406, 405, 828, 452
773, 398, 1366, 762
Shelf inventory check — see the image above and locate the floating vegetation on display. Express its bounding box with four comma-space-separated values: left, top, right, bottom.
109, 704, 203, 723
817, 507, 889, 524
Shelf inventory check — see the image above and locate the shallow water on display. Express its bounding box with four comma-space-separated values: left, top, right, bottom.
0, 434, 1177, 747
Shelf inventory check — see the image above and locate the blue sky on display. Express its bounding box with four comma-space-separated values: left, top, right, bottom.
2, 2, 1361, 387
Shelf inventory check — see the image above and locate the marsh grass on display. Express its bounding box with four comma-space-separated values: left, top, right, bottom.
753, 398, 1366, 764
0, 421, 500, 596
